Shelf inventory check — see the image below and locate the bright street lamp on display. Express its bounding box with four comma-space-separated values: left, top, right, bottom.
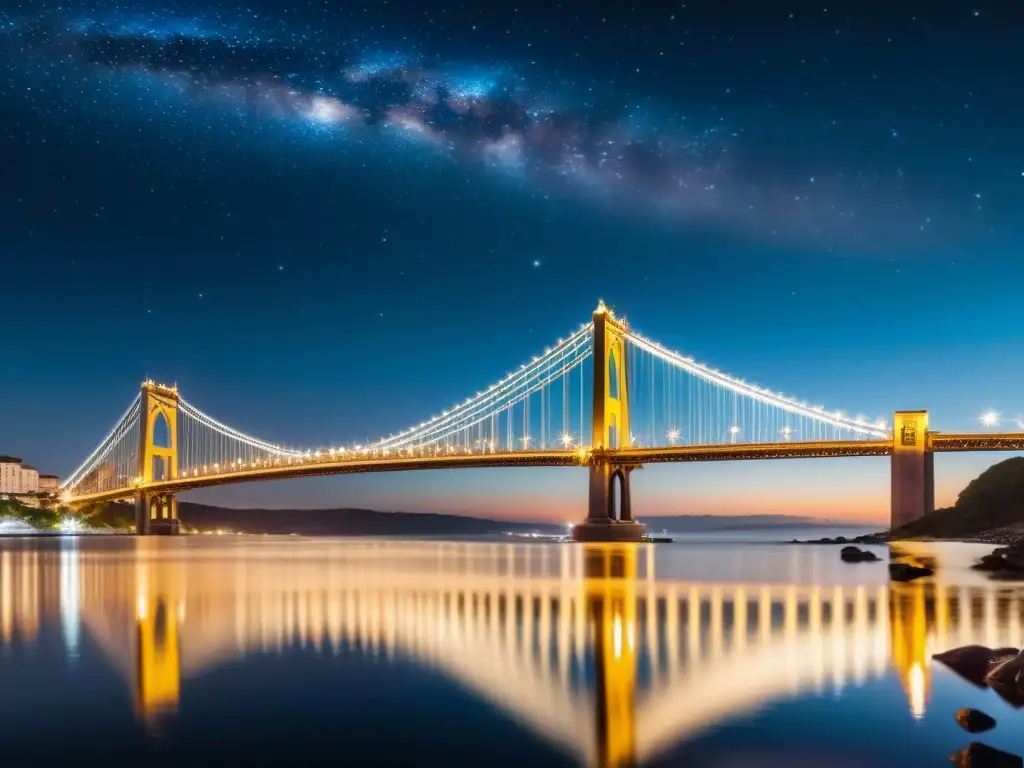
980, 410, 1000, 428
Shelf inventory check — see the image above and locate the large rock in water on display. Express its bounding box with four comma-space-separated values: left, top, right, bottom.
956, 708, 997, 733
949, 742, 1023, 768
974, 554, 1012, 572
973, 546, 1024, 575
840, 546, 880, 563
889, 562, 934, 581
985, 653, 1024, 707
933, 645, 1019, 687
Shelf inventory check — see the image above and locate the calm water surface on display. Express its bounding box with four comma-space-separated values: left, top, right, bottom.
1, 534, 1022, 766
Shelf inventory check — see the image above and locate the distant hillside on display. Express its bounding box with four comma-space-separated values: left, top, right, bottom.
81, 505, 880, 536
89, 501, 562, 536
81, 504, 856, 536
894, 457, 1024, 539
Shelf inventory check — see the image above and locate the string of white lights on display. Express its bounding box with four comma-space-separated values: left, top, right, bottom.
60, 394, 142, 491
378, 337, 593, 449
178, 399, 305, 458
375, 327, 591, 449
406, 335, 590, 447
373, 323, 593, 449
623, 328, 889, 438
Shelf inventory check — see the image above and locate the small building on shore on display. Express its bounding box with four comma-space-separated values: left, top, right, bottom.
0, 456, 39, 495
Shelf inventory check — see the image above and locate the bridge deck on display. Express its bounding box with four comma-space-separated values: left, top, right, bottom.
68, 450, 583, 505
66, 432, 1024, 506
929, 433, 1024, 452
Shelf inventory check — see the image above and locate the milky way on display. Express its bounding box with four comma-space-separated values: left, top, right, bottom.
66, 18, 722, 200
1, 9, 936, 246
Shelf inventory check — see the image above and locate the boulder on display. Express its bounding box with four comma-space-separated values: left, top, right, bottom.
985, 652, 1024, 706
956, 708, 997, 733
889, 562, 934, 581
986, 653, 1024, 686
972, 546, 1024, 574
933, 645, 1019, 687
949, 742, 1023, 768
973, 554, 1010, 572
840, 546, 880, 563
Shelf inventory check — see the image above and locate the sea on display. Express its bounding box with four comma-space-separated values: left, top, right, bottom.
0, 530, 1021, 766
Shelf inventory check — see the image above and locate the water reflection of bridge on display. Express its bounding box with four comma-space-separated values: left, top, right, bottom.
3, 541, 1024, 766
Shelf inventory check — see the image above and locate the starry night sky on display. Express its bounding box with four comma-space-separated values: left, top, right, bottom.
1, 0, 1021, 523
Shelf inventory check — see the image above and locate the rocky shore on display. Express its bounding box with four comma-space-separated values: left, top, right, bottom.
791, 532, 889, 545
792, 526, 1024, 547
950, 525, 1024, 546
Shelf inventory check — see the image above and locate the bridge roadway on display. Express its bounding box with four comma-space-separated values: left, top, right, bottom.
66, 432, 1024, 508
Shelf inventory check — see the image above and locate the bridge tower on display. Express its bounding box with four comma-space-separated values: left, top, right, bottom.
135, 381, 181, 535
888, 579, 933, 719
135, 594, 182, 730
574, 302, 647, 542
890, 410, 934, 530
584, 544, 638, 768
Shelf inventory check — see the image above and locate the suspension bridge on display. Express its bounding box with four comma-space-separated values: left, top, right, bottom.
58, 302, 1024, 536
4, 540, 1022, 766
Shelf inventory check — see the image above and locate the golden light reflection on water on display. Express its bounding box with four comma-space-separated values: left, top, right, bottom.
1, 538, 1023, 766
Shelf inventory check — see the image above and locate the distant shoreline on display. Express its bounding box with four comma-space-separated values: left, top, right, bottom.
5, 503, 885, 537
168, 505, 882, 537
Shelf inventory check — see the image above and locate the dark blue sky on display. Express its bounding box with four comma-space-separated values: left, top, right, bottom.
1, 0, 1021, 521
